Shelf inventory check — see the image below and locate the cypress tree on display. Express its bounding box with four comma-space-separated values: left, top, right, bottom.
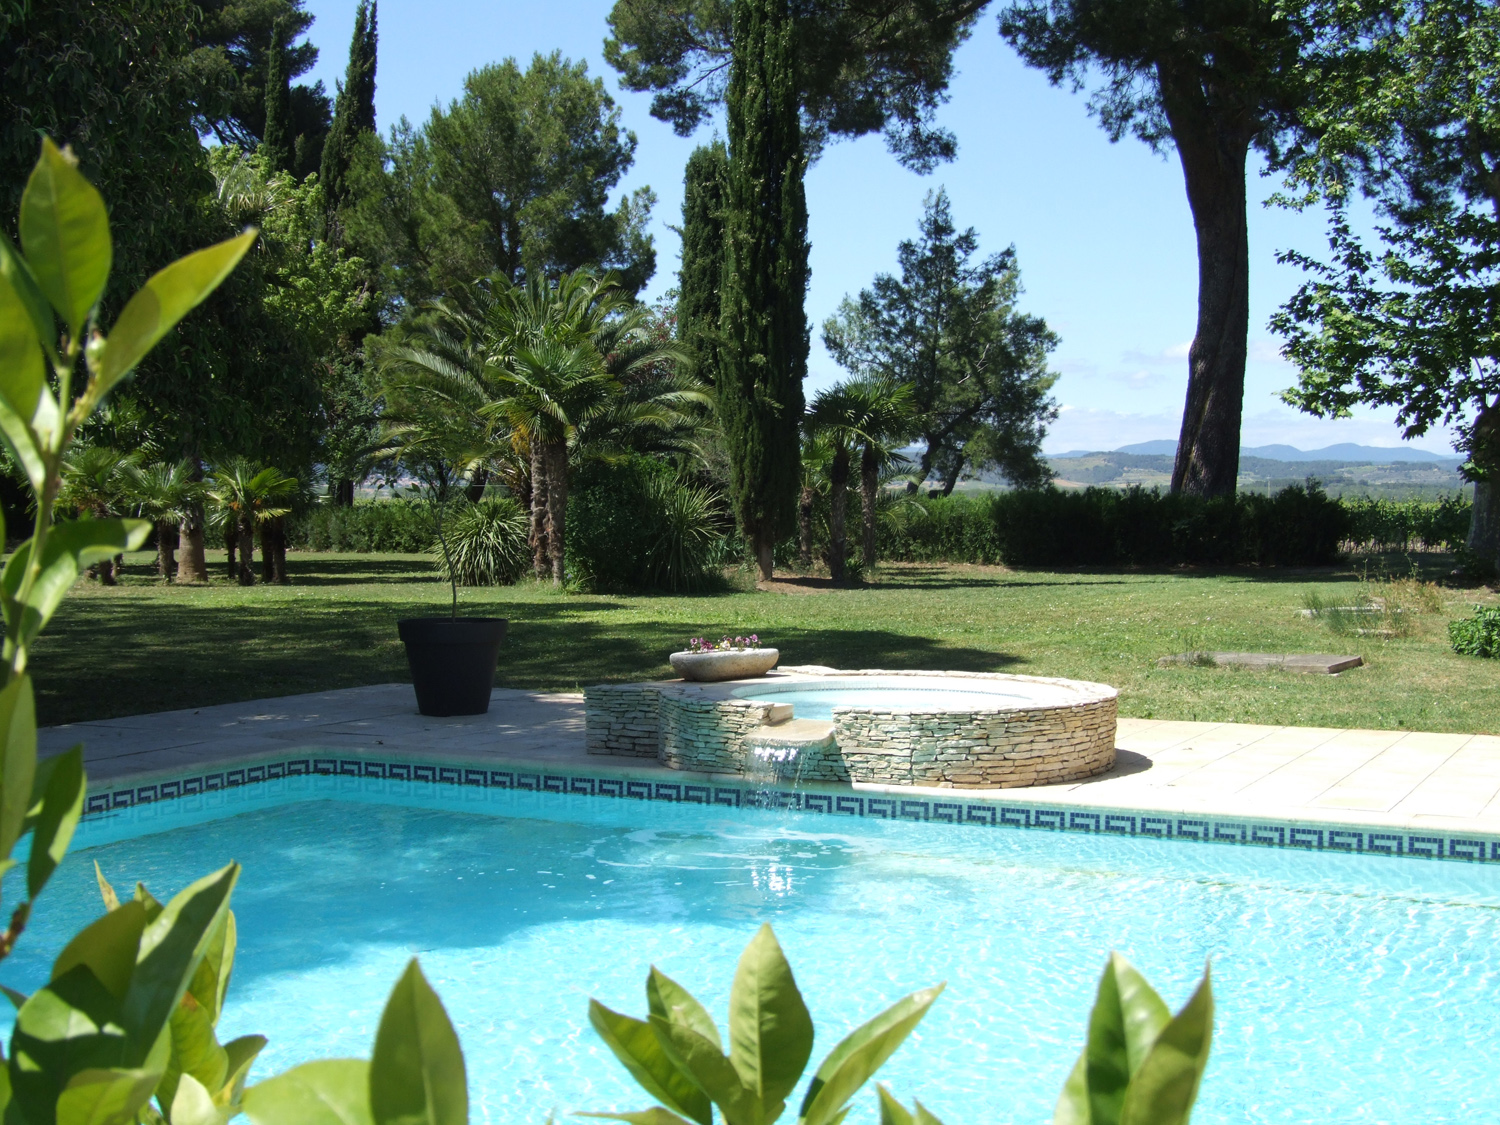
259, 19, 294, 174
720, 0, 808, 581
320, 0, 378, 221
678, 140, 728, 387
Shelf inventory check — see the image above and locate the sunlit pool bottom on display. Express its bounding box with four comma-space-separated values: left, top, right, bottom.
11, 776, 1500, 1124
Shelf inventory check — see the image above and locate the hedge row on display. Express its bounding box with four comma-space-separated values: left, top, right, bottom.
877, 484, 1351, 568
287, 499, 436, 553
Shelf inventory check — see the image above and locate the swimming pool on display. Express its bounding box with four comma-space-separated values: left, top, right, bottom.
12, 776, 1500, 1123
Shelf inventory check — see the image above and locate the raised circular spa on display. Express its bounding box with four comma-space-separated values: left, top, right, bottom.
584, 668, 1119, 789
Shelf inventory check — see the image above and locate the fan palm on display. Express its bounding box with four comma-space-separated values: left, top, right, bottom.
121, 461, 204, 580
805, 378, 917, 582
60, 446, 139, 584
206, 462, 298, 586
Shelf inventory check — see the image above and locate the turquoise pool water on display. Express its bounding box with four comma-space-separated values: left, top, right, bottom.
8, 777, 1500, 1123
732, 678, 1042, 721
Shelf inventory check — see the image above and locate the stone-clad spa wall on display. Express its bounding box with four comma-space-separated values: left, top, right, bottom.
585, 671, 1118, 789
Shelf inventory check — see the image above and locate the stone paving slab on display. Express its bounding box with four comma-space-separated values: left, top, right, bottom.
1157, 652, 1364, 674
37, 683, 1500, 837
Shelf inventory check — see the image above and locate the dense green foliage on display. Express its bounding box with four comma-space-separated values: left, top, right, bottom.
874, 484, 1350, 568
1341, 495, 1471, 552
291, 497, 436, 552
720, 0, 808, 578
679, 141, 729, 387
349, 53, 656, 303
603, 0, 986, 170
566, 457, 727, 593
823, 189, 1057, 494
1449, 605, 1500, 658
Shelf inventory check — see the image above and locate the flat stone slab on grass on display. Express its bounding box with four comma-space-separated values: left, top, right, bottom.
1158, 652, 1364, 674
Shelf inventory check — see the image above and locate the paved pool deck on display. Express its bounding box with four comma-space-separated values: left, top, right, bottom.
37, 682, 1500, 841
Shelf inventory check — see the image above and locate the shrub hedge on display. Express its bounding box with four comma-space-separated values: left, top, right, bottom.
1341, 494, 1471, 551
288, 498, 436, 553
1450, 605, 1500, 658
877, 484, 1350, 568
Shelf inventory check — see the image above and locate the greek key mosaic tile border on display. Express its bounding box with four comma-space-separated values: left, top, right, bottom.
82, 755, 1500, 864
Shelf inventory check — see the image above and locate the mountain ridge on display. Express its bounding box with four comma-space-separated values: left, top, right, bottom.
1048, 440, 1462, 464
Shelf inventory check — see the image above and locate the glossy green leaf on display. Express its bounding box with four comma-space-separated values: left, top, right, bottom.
1064, 953, 1173, 1125
589, 1001, 710, 1125
798, 983, 943, 1125
96, 230, 256, 394
649, 1014, 758, 1125
185, 910, 234, 1025
216, 1035, 267, 1109
96, 862, 120, 911
119, 864, 239, 1067
1054, 1053, 1089, 1125
577, 1110, 697, 1125
727, 924, 813, 1109
28, 743, 84, 898
52, 899, 149, 1000
0, 672, 37, 861
156, 992, 228, 1113
0, 226, 56, 355
169, 1073, 226, 1125
0, 270, 45, 489
55, 1067, 161, 1125
10, 964, 131, 1123
647, 968, 721, 1051
369, 958, 467, 1125
1118, 969, 1213, 1125
874, 1088, 942, 1125
3, 518, 152, 650
19, 139, 111, 336
242, 1060, 373, 1125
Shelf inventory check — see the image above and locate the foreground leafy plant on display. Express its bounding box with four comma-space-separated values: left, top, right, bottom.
1054, 953, 1213, 1125
586, 923, 944, 1125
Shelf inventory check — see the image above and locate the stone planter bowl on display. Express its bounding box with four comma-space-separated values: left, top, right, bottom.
669, 648, 780, 682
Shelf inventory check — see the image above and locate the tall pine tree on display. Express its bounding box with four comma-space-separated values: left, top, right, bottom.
679, 140, 728, 386
320, 0, 377, 228
260, 19, 294, 174
721, 0, 808, 581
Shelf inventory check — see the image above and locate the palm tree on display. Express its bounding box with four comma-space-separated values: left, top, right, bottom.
206, 462, 298, 586
60, 446, 138, 585
377, 271, 697, 585
804, 378, 917, 581
120, 461, 203, 580
796, 431, 833, 571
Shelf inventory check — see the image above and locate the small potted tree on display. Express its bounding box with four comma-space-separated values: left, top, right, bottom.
374, 397, 508, 716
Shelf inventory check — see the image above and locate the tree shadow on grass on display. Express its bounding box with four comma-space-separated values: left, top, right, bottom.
32, 595, 1024, 724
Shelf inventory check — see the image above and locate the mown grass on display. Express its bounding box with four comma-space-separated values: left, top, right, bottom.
32, 549, 1500, 733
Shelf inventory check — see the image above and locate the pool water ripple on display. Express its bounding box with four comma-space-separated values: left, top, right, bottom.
4, 784, 1498, 1124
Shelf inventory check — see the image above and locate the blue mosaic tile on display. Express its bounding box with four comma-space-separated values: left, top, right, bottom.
76, 755, 1500, 865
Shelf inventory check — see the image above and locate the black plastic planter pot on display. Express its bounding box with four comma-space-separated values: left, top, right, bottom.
397, 617, 508, 716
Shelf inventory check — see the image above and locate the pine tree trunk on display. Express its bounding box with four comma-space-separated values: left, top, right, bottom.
157, 520, 177, 580
1160, 61, 1253, 498
827, 447, 849, 584
544, 441, 568, 585
797, 484, 814, 569
861, 445, 879, 567
1465, 401, 1500, 577
529, 441, 549, 580
178, 516, 208, 584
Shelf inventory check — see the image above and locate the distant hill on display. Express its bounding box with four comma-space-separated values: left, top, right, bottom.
1084, 440, 1463, 464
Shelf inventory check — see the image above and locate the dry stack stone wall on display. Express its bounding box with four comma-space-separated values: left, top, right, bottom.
584, 672, 1118, 788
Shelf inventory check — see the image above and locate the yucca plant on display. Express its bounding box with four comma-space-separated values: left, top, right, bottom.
645, 476, 727, 593
440, 495, 530, 586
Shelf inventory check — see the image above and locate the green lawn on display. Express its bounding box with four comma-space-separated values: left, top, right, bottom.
32, 550, 1500, 733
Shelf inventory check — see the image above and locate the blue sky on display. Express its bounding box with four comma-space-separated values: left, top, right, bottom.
294, 0, 1460, 456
